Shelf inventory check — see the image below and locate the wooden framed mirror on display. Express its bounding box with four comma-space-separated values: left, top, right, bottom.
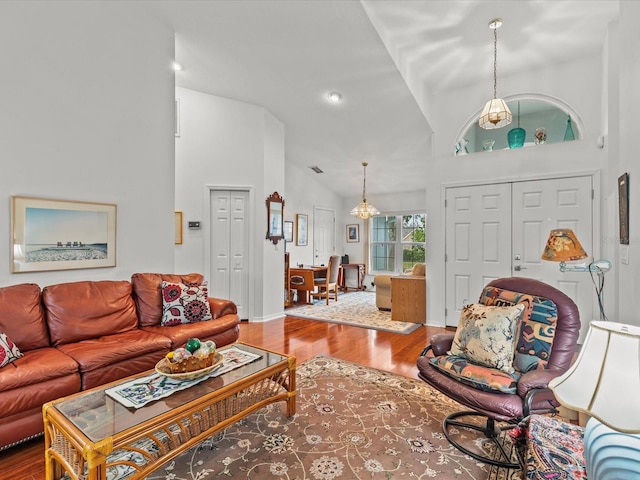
266, 191, 285, 244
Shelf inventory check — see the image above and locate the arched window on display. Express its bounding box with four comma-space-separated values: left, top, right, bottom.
454, 94, 583, 155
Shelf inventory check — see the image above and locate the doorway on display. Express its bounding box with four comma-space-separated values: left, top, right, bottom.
208, 189, 250, 320
313, 207, 336, 266
445, 175, 595, 339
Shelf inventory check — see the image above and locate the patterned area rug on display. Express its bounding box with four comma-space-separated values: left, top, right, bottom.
285, 291, 421, 334
149, 356, 521, 480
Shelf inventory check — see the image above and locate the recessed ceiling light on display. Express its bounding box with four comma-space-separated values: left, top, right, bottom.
172, 62, 184, 72
327, 91, 343, 103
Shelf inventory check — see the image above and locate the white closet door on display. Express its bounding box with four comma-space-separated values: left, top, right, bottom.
210, 190, 250, 320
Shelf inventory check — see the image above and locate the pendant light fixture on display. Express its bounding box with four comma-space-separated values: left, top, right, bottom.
350, 162, 380, 220
507, 101, 526, 148
479, 18, 512, 130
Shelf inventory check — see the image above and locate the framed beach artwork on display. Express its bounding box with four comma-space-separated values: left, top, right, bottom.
11, 196, 117, 273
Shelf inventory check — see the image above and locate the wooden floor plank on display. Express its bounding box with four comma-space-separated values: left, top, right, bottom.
0, 316, 447, 479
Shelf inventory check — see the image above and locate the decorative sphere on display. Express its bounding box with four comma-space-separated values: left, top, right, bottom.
193, 347, 210, 359
172, 347, 191, 362
185, 338, 201, 353
204, 340, 216, 352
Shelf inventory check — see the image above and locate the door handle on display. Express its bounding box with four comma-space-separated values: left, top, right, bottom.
514, 265, 526, 271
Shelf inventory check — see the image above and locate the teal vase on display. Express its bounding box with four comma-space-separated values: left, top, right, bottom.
564, 115, 575, 141
508, 127, 526, 148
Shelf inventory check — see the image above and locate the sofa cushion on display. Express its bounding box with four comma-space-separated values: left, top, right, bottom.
56, 329, 170, 375
429, 355, 519, 394
0, 283, 50, 351
0, 346, 79, 392
411, 263, 426, 276
479, 286, 558, 372
450, 303, 524, 375
143, 313, 241, 349
131, 273, 204, 327
43, 280, 138, 346
0, 333, 23, 368
161, 281, 212, 326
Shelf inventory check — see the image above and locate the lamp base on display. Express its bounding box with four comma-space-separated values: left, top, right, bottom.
585, 417, 640, 479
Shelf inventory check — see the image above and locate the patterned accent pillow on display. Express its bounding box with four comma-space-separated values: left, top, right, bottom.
161, 281, 212, 326
479, 287, 558, 372
0, 332, 23, 368
449, 303, 525, 375
430, 355, 520, 394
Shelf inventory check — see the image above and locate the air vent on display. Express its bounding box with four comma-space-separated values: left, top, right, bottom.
310, 166, 323, 174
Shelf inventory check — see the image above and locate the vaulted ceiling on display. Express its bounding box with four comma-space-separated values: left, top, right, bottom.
144, 1, 619, 197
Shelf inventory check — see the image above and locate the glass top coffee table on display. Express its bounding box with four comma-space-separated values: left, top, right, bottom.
43, 342, 296, 480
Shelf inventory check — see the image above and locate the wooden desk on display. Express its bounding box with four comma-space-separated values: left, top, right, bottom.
339, 263, 365, 291
391, 276, 426, 324
289, 266, 326, 304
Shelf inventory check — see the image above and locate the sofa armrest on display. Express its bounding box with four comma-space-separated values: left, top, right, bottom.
426, 333, 455, 357
373, 275, 392, 287
208, 297, 238, 318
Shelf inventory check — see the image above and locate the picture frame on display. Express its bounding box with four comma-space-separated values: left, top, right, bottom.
175, 211, 183, 245
11, 196, 117, 273
266, 191, 284, 245
284, 220, 294, 243
618, 172, 629, 245
296, 214, 308, 246
346, 224, 360, 243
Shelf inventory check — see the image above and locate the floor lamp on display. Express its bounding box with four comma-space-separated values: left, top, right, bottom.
541, 228, 611, 321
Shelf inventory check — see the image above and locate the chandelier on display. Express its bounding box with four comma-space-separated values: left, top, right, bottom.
350, 162, 380, 220
478, 18, 512, 130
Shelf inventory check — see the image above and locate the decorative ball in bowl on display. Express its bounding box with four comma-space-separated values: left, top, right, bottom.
155, 338, 220, 380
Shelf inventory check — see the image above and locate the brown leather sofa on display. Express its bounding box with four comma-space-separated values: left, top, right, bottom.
0, 272, 240, 451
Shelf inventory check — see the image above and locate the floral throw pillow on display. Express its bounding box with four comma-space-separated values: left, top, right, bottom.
1, 332, 23, 368
161, 281, 212, 326
449, 303, 525, 375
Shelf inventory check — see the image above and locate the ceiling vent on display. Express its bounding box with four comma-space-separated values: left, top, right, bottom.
310, 166, 324, 174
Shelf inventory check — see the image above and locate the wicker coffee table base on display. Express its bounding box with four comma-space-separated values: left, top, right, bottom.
43, 352, 296, 480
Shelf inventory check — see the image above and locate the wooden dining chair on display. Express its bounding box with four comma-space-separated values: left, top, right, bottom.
312, 255, 341, 305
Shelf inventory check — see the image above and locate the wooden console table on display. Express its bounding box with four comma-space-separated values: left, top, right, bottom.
339, 263, 365, 291
391, 276, 426, 324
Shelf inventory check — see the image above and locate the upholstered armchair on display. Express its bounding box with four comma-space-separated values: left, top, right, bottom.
374, 263, 425, 310
416, 277, 580, 468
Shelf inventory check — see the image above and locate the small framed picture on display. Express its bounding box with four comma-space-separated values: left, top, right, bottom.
618, 172, 629, 245
175, 211, 183, 245
296, 214, 308, 246
284, 220, 294, 243
346, 224, 359, 243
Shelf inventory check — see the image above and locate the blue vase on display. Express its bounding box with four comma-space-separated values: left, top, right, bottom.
508, 127, 526, 148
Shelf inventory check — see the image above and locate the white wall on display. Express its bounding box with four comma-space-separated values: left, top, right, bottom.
615, 1, 640, 327
426, 54, 609, 327
283, 163, 344, 267
174, 87, 285, 321
0, 1, 175, 288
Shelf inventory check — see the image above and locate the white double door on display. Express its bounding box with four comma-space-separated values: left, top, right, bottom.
445, 175, 594, 337
209, 189, 250, 320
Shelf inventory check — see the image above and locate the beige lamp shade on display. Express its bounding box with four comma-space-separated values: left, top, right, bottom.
541, 228, 588, 262
478, 98, 512, 129
549, 321, 640, 433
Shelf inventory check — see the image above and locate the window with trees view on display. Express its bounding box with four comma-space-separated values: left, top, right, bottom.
370, 213, 425, 273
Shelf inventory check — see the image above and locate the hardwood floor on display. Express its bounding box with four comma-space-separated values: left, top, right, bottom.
0, 315, 448, 480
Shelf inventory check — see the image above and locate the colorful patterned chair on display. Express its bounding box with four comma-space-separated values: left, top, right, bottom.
416, 277, 581, 468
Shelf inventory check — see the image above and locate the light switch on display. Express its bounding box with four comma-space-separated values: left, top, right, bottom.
621, 245, 629, 265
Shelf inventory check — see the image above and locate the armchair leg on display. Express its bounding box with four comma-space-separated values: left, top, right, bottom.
443, 411, 522, 469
